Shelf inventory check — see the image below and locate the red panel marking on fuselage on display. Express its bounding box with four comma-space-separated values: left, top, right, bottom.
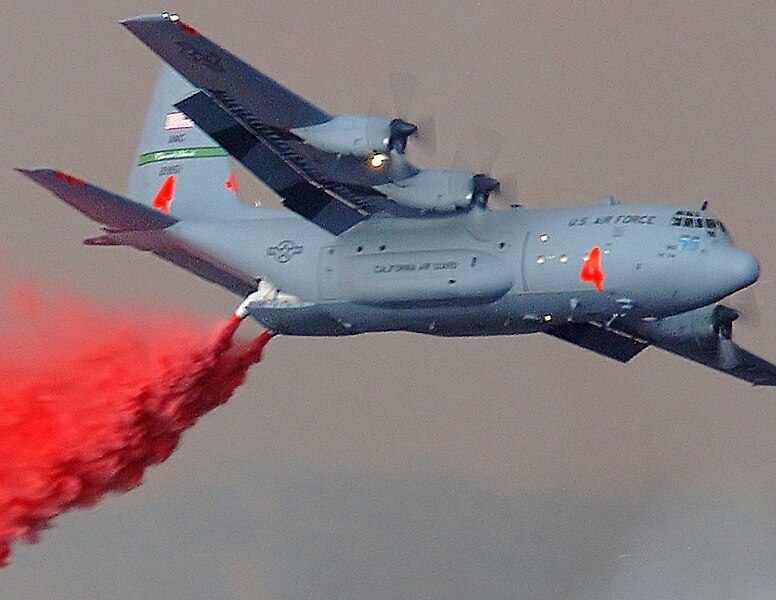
224, 173, 239, 194
580, 246, 605, 292
152, 175, 176, 214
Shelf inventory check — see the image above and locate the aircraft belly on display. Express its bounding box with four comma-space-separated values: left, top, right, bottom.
247, 292, 584, 337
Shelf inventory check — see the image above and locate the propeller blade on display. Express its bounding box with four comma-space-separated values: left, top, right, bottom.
474, 126, 505, 175
493, 173, 520, 207
718, 336, 740, 370
387, 151, 415, 182
728, 284, 763, 331
389, 72, 418, 118
413, 114, 437, 157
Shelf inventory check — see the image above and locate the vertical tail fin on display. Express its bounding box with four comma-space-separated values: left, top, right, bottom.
127, 66, 251, 220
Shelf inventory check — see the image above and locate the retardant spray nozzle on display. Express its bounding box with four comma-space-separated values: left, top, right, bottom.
234, 281, 278, 319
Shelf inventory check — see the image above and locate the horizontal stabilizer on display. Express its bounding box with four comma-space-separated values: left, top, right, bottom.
17, 168, 176, 231
83, 229, 257, 296
545, 322, 649, 363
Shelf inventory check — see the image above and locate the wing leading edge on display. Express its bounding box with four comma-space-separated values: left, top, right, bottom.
646, 336, 776, 386
550, 314, 776, 386
120, 13, 329, 130
122, 13, 420, 234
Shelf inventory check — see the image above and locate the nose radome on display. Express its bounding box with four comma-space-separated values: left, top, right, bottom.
728, 248, 760, 291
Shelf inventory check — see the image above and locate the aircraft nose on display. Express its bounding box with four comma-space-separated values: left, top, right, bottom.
722, 248, 760, 294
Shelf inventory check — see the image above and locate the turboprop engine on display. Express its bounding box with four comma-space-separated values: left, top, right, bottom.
290, 115, 418, 156
290, 115, 501, 212
374, 169, 500, 212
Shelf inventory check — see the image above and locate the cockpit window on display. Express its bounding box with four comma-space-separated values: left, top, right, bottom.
671, 211, 726, 234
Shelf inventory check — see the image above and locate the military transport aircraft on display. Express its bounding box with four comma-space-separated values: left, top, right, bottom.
16, 12, 776, 385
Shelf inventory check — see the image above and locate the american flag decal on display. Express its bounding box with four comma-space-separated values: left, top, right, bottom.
164, 112, 194, 131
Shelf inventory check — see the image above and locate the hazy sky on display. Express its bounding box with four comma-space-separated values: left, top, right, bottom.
4, 2, 776, 598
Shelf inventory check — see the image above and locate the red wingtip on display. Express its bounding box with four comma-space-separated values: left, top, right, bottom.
55, 170, 85, 187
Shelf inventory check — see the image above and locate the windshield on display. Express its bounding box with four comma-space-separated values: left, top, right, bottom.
670, 210, 727, 236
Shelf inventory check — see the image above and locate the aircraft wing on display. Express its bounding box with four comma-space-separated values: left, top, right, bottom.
545, 322, 649, 363
121, 13, 470, 223
645, 337, 776, 386
120, 13, 330, 130
548, 315, 776, 385
174, 89, 398, 234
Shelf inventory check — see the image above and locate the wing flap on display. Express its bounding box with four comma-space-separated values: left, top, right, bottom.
174, 90, 367, 234
17, 168, 176, 231
545, 322, 649, 363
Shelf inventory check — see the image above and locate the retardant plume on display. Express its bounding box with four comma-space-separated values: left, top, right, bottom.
0, 280, 271, 567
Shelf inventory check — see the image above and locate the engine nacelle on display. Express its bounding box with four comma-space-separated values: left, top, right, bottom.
373, 169, 474, 211
373, 170, 500, 212
290, 115, 395, 157
631, 304, 738, 347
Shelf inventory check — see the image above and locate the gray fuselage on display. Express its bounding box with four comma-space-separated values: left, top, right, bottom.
165, 202, 759, 337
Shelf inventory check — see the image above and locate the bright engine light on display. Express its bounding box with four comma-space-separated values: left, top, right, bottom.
369, 153, 388, 169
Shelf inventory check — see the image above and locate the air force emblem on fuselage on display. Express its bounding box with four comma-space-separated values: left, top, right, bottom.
267, 240, 303, 263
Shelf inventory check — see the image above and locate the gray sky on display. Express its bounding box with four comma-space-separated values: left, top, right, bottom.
4, 2, 776, 598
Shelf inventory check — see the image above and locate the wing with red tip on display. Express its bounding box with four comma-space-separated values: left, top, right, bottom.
120, 13, 330, 130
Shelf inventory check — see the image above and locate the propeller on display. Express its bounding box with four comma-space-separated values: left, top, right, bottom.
473, 126, 520, 207
387, 119, 417, 154
448, 127, 519, 208
388, 72, 437, 156
726, 283, 766, 332
385, 150, 416, 182
471, 174, 501, 207
713, 304, 741, 369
